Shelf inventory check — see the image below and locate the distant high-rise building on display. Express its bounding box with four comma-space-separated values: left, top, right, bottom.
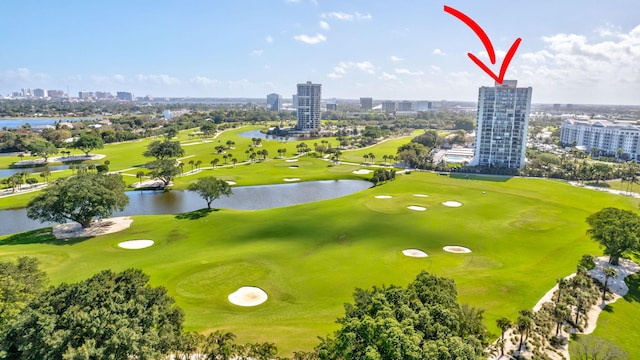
116, 92, 134, 101
381, 101, 395, 113
79, 91, 94, 100
470, 80, 532, 169
326, 103, 337, 111
266, 93, 282, 111
95, 91, 113, 100
47, 90, 65, 99
560, 119, 640, 161
397, 100, 413, 112
33, 88, 46, 98
296, 81, 321, 131
360, 97, 373, 110
21, 88, 33, 97
414, 101, 432, 112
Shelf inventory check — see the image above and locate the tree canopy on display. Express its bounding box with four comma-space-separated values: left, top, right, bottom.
71, 133, 104, 155
0, 258, 47, 332
586, 207, 640, 265
26, 140, 58, 161
187, 176, 233, 209
411, 130, 438, 148
143, 139, 184, 160
148, 159, 182, 187
316, 271, 487, 359
26, 172, 129, 228
2, 268, 184, 359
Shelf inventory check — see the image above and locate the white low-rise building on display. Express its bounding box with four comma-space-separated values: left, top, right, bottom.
560, 119, 640, 160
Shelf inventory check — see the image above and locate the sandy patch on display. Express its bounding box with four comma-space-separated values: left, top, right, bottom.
443, 245, 471, 253
118, 239, 154, 249
353, 169, 372, 175
285, 159, 298, 162
374, 195, 392, 199
412, 194, 428, 197
228, 286, 268, 306
53, 217, 133, 239
402, 249, 428, 258
407, 206, 426, 211
284, 178, 300, 182
226, 181, 236, 185
442, 201, 462, 207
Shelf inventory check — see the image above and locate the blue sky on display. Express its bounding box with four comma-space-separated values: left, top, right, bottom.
1, 0, 639, 104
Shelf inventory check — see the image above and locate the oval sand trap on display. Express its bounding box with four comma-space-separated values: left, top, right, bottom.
226, 181, 236, 185
402, 249, 428, 257
284, 178, 300, 182
375, 195, 392, 199
407, 205, 426, 211
285, 159, 298, 162
443, 246, 471, 253
442, 201, 462, 207
118, 239, 154, 249
412, 194, 428, 197
228, 286, 268, 306
353, 169, 372, 175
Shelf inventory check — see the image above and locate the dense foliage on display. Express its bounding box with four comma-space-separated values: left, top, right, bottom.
26, 172, 129, 228
187, 176, 233, 210
316, 271, 487, 359
586, 207, 640, 265
2, 268, 184, 359
0, 258, 47, 331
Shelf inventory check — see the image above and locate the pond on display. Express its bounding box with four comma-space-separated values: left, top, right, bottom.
238, 129, 301, 141
0, 180, 371, 236
0, 165, 69, 179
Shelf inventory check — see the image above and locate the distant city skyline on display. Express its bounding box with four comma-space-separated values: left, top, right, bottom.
1, 1, 638, 105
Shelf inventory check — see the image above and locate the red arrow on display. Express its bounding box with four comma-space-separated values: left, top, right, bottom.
444, 5, 521, 84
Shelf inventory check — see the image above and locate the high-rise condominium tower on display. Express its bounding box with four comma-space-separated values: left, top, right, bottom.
470, 80, 532, 169
296, 81, 321, 131
266, 93, 281, 111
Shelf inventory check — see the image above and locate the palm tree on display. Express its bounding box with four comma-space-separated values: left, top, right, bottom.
232, 158, 238, 167
189, 160, 195, 171
552, 303, 571, 337
516, 310, 534, 352
368, 152, 376, 164
555, 278, 569, 303
203, 330, 236, 360
39, 167, 51, 184
136, 171, 145, 186
496, 317, 512, 356
195, 160, 202, 170
363, 154, 369, 164
211, 158, 220, 169
602, 266, 618, 302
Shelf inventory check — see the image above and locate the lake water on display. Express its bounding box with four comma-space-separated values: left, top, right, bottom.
0, 180, 370, 236
0, 118, 101, 129
0, 165, 69, 178
238, 129, 301, 141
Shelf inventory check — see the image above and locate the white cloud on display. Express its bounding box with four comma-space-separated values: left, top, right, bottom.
390, 55, 404, 62
432, 48, 446, 56
321, 12, 372, 21
250, 50, 264, 57
430, 65, 442, 73
327, 61, 376, 78
379, 72, 398, 80
0, 68, 50, 83
190, 76, 219, 86
293, 33, 327, 44
266, 36, 273, 43
319, 21, 330, 30
134, 74, 179, 85
395, 68, 424, 76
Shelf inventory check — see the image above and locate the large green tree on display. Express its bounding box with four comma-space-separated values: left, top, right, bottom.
316, 271, 487, 359
148, 159, 182, 187
187, 176, 233, 210
586, 207, 640, 265
2, 269, 184, 359
143, 139, 184, 160
26, 172, 129, 228
26, 140, 58, 161
71, 133, 104, 156
0, 258, 47, 331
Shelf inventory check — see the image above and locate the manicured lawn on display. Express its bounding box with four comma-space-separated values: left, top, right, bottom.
1, 171, 638, 355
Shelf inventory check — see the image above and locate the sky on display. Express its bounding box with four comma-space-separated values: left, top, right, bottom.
1, 0, 639, 105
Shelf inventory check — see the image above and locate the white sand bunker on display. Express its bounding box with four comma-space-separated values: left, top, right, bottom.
284, 178, 300, 182
442, 201, 462, 207
412, 194, 428, 197
53, 217, 133, 239
228, 286, 268, 306
285, 159, 298, 162
402, 249, 428, 257
226, 181, 236, 185
407, 206, 427, 211
118, 239, 154, 249
353, 169, 372, 175
443, 246, 472, 253
375, 195, 392, 199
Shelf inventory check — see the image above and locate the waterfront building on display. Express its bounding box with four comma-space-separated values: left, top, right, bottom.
266, 93, 282, 111
469, 80, 532, 169
296, 81, 321, 131
560, 119, 640, 160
